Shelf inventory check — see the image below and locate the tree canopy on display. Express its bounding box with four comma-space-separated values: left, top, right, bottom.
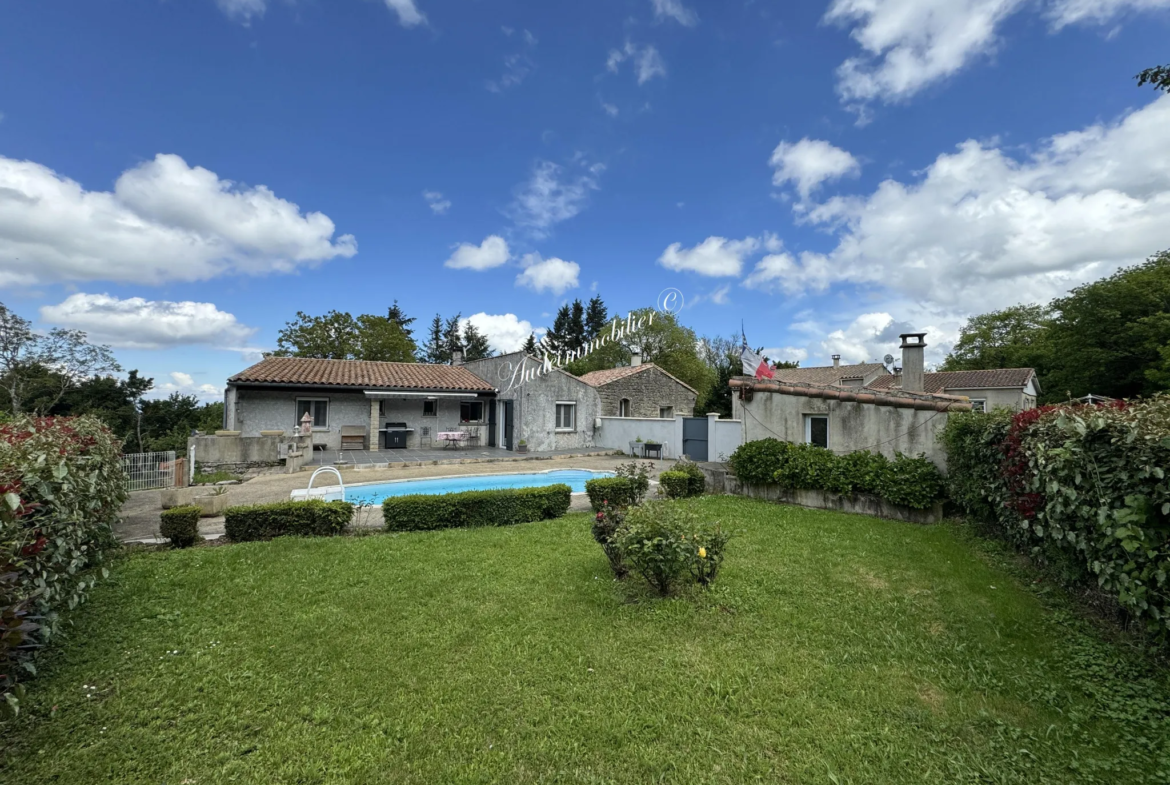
272, 309, 417, 362
940, 304, 1052, 374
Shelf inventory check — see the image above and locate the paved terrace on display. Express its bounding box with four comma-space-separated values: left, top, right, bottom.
119, 451, 669, 545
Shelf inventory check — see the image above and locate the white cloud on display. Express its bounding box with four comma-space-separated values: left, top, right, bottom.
764, 95, 1170, 315
651, 0, 698, 26
658, 236, 761, 277
216, 0, 266, 23
156, 371, 222, 402
744, 251, 803, 292
461, 313, 540, 354
1048, 0, 1170, 28
444, 235, 511, 271
762, 346, 809, 364
507, 160, 601, 236
0, 153, 356, 287
819, 312, 904, 365
825, 0, 1026, 106
606, 42, 667, 85
423, 190, 451, 215
515, 253, 580, 295
770, 139, 861, 199
487, 53, 534, 93
601, 102, 619, 117
382, 0, 426, 27
40, 293, 258, 351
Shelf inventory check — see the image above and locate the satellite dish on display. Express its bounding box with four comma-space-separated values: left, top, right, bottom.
883, 353, 895, 366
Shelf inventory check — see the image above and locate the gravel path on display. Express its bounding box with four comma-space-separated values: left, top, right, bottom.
117, 453, 671, 543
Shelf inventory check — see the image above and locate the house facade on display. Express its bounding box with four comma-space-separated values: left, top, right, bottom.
578, 361, 698, 419
866, 369, 1040, 412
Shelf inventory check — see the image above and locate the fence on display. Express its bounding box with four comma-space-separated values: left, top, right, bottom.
120, 450, 177, 492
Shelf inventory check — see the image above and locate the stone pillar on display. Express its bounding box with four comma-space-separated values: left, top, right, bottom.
224, 385, 238, 431
369, 399, 380, 450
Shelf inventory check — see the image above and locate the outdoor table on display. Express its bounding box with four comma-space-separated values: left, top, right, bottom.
438, 431, 469, 449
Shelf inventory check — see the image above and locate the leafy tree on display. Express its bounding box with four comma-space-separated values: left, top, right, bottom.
1136, 64, 1170, 93
422, 314, 446, 363
1043, 251, 1170, 401
0, 302, 121, 414
273, 310, 415, 362
461, 321, 493, 361
353, 314, 416, 362
584, 295, 608, 341
940, 304, 1053, 373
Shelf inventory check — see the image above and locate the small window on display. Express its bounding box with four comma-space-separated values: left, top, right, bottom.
556, 402, 576, 431
619, 398, 631, 417
296, 398, 328, 428
805, 415, 828, 449
970, 399, 987, 413
460, 401, 483, 423
659, 406, 673, 419
423, 400, 437, 417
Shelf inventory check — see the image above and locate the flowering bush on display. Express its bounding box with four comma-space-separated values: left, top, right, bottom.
614, 501, 728, 595
0, 415, 126, 716
592, 501, 627, 578
941, 397, 1170, 638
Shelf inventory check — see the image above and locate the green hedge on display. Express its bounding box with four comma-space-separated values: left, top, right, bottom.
159, 506, 200, 548
383, 484, 571, 532
728, 438, 792, 485
585, 477, 639, 511
224, 500, 353, 542
658, 471, 691, 499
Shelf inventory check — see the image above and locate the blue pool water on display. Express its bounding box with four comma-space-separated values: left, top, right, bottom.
342, 469, 613, 505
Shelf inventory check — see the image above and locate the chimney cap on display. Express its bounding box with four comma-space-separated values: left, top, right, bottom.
899, 332, 928, 348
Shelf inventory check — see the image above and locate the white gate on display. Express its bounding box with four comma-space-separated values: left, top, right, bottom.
121, 451, 177, 492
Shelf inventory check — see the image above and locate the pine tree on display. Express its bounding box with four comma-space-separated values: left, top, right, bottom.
442, 313, 463, 360
422, 314, 446, 364
567, 299, 587, 351
386, 300, 416, 339
522, 333, 538, 356
584, 295, 608, 341
462, 321, 493, 361
545, 304, 572, 355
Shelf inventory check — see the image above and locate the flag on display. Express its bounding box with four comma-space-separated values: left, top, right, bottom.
740, 329, 774, 380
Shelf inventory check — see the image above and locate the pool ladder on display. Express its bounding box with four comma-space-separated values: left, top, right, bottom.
306, 466, 346, 502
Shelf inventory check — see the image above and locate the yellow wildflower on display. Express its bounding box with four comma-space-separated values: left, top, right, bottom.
698, 547, 707, 559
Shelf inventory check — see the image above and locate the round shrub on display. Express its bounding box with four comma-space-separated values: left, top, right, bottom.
879, 454, 946, 510
658, 471, 691, 499
159, 505, 201, 548
585, 477, 638, 511
615, 500, 729, 595
728, 438, 792, 485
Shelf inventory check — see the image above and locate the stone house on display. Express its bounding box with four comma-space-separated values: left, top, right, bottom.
578, 358, 698, 419
866, 368, 1040, 412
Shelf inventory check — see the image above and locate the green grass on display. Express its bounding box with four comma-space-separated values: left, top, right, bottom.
192, 470, 241, 485
4, 497, 1169, 784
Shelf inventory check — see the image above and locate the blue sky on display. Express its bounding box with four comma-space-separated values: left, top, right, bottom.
1, 0, 1168, 400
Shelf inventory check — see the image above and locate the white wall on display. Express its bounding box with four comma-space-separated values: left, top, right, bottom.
710, 418, 743, 463
594, 416, 683, 458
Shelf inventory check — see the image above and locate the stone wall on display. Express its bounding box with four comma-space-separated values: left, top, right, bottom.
595, 366, 696, 418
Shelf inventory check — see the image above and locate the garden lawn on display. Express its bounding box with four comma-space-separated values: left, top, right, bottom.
3, 497, 1168, 784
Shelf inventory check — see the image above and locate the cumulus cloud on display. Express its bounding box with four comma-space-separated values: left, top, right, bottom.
606, 42, 667, 85
155, 371, 222, 402
423, 190, 451, 215
216, 0, 266, 22
382, 0, 426, 27
659, 236, 762, 277
0, 153, 356, 287
764, 95, 1170, 315
444, 235, 511, 271
507, 160, 602, 236
770, 139, 861, 199
515, 253, 580, 295
651, 0, 698, 26
1048, 0, 1170, 28
461, 313, 541, 354
762, 346, 809, 364
40, 293, 258, 351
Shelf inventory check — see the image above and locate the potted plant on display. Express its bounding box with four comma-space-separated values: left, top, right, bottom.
192, 486, 229, 517
516, 439, 528, 454
629, 436, 643, 457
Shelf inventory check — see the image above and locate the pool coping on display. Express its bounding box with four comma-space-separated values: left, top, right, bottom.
291, 467, 626, 502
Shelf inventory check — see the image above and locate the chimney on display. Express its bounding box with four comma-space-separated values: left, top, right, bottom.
451, 348, 464, 366
899, 333, 927, 393
831, 354, 841, 368
631, 351, 642, 367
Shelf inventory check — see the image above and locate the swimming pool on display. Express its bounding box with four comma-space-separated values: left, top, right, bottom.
291, 469, 614, 505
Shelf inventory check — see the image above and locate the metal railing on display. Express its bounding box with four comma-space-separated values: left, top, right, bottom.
121, 450, 177, 492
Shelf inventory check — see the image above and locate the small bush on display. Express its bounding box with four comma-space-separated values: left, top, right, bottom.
615, 500, 728, 595
382, 484, 571, 532
585, 477, 638, 511
773, 444, 836, 492
728, 438, 793, 485
224, 500, 353, 542
879, 454, 947, 510
591, 501, 627, 578
614, 461, 652, 503
159, 506, 200, 548
658, 471, 692, 499
826, 450, 890, 497
673, 456, 706, 497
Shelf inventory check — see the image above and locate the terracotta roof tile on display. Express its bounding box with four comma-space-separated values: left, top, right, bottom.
578, 363, 699, 394
868, 368, 1036, 394
228, 357, 495, 392
772, 363, 887, 386
729, 376, 973, 412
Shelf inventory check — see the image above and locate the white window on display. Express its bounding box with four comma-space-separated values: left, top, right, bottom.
423, 399, 437, 417
619, 398, 631, 417
460, 401, 483, 422
970, 399, 987, 413
804, 415, 828, 449
556, 402, 577, 431
659, 406, 673, 419
296, 398, 329, 428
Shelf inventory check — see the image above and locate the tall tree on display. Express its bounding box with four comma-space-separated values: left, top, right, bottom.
522, 333, 539, 356
273, 310, 415, 362
442, 313, 463, 360
584, 295, 608, 341
567, 299, 587, 351
354, 314, 416, 362
387, 300, 416, 339
940, 304, 1053, 373
0, 302, 121, 415
544, 304, 573, 355
1136, 64, 1170, 93
461, 321, 493, 361
422, 314, 446, 364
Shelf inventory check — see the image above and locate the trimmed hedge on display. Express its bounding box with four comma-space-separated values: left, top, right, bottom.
585, 477, 639, 511
159, 506, 200, 548
658, 471, 691, 499
383, 484, 572, 532
727, 438, 791, 485
224, 500, 353, 542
